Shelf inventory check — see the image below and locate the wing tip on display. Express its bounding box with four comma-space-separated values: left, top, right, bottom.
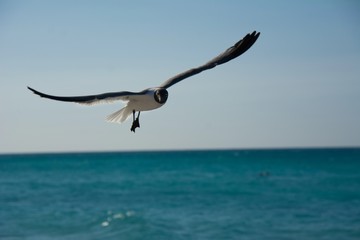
249, 31, 261, 41
254, 31, 261, 40
27, 86, 42, 97
27, 86, 34, 92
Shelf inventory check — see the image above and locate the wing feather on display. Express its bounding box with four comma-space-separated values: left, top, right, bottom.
27, 87, 143, 105
159, 31, 260, 89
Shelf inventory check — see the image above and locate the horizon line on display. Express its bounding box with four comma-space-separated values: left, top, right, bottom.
1, 146, 360, 156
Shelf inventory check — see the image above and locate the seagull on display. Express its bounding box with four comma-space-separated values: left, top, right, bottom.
28, 31, 260, 132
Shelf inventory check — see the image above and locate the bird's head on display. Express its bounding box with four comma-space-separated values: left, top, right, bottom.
154, 88, 168, 104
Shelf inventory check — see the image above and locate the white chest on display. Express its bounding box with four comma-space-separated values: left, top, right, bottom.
127, 91, 165, 112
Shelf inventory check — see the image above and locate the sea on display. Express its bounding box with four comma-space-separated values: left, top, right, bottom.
0, 148, 359, 240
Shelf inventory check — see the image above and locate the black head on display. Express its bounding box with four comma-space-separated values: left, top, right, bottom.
154, 88, 168, 104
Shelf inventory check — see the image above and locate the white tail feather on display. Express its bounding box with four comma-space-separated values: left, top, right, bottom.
106, 106, 132, 123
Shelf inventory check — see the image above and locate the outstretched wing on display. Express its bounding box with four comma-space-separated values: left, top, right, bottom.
27, 86, 144, 105
159, 31, 260, 89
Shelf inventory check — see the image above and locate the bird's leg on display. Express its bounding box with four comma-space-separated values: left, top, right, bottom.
135, 112, 140, 129
130, 110, 141, 133
137, 111, 141, 127
131, 110, 136, 132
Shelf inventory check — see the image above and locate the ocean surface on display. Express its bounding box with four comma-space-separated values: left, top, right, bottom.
0, 148, 359, 240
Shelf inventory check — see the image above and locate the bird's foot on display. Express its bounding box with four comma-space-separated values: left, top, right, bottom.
131, 111, 141, 133
130, 117, 140, 133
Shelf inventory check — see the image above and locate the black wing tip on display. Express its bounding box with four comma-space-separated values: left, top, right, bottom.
248, 30, 261, 41
228, 30, 260, 59
244, 31, 260, 44
253, 31, 261, 40
27, 86, 37, 94
27, 86, 42, 96
249, 31, 260, 37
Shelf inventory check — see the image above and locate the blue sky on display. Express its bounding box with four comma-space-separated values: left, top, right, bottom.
1, 1, 359, 153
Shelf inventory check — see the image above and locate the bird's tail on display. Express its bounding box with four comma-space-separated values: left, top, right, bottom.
106, 106, 132, 123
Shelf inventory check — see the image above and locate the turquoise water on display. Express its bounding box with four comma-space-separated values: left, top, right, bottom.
1, 148, 360, 239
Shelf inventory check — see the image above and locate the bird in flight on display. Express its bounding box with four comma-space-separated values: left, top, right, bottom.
28, 31, 260, 132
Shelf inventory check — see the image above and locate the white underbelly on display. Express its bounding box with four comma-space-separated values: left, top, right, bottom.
127, 93, 164, 112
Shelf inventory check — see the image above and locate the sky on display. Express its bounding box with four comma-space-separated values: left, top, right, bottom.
1, 0, 360, 153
